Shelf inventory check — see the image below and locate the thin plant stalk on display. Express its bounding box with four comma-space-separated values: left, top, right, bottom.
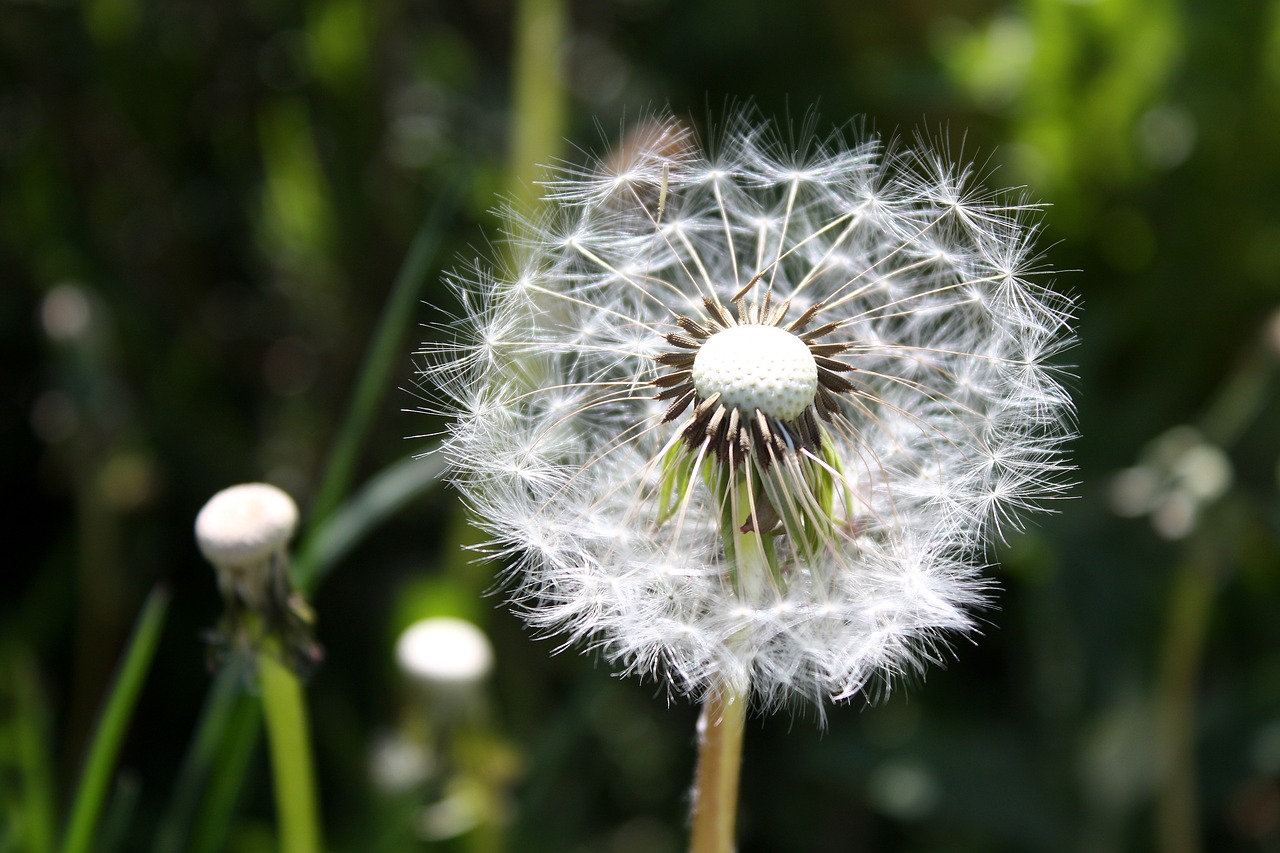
97, 773, 140, 853
60, 587, 170, 853
189, 692, 260, 853
258, 645, 323, 853
688, 684, 748, 853
1152, 328, 1262, 853
3, 648, 57, 853
507, 0, 567, 208
689, 480, 772, 853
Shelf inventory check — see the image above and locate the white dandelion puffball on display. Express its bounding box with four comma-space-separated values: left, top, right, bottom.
396, 617, 495, 687
196, 482, 299, 611
426, 112, 1074, 709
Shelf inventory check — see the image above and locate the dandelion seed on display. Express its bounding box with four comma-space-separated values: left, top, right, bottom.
423, 109, 1075, 712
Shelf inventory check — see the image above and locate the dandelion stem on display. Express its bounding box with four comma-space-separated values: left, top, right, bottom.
507, 0, 567, 208
689, 682, 747, 853
258, 645, 323, 853
689, 477, 773, 852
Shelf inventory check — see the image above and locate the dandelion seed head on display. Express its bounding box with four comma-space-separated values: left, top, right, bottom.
692, 325, 818, 422
424, 108, 1075, 712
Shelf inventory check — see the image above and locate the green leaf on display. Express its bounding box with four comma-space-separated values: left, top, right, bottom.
60, 587, 170, 853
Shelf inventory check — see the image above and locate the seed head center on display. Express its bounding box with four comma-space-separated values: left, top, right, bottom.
692, 325, 818, 422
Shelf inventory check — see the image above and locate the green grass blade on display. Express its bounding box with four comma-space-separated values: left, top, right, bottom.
188, 690, 260, 853
97, 773, 140, 853
59, 586, 170, 853
150, 660, 247, 853
301, 187, 458, 558
295, 448, 445, 591
0, 646, 58, 853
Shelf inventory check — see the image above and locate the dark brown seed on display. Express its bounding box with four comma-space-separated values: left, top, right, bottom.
785, 301, 824, 333
755, 410, 779, 468
819, 371, 856, 393
732, 272, 764, 303
801, 408, 821, 448
769, 421, 790, 458
655, 383, 693, 401
662, 388, 697, 422
666, 333, 701, 349
801, 321, 843, 342
713, 421, 732, 466
815, 389, 835, 421
693, 391, 722, 416
655, 352, 696, 367
808, 342, 851, 357
682, 409, 710, 446
766, 298, 791, 327
651, 370, 692, 388
677, 316, 711, 338
815, 356, 855, 373
726, 407, 741, 449
703, 297, 732, 328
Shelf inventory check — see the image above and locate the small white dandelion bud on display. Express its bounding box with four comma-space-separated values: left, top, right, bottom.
397, 617, 494, 688
196, 482, 298, 610
196, 482, 320, 674
396, 617, 494, 720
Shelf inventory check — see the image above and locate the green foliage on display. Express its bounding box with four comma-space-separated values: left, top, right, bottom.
60, 588, 169, 853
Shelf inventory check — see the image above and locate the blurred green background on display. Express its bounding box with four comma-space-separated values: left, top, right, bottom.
3, 0, 1280, 850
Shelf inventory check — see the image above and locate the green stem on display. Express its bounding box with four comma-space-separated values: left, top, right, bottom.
688, 476, 774, 853
258, 647, 323, 853
688, 684, 748, 853
507, 0, 568, 208
60, 587, 170, 853
2, 647, 57, 853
